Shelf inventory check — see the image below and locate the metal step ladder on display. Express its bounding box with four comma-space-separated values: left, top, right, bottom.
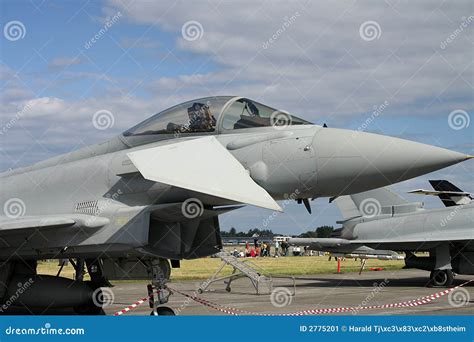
198, 251, 273, 295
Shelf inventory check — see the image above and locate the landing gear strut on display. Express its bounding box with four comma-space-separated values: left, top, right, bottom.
429, 244, 455, 287
147, 259, 175, 316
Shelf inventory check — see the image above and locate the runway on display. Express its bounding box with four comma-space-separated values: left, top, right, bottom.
106, 269, 473, 316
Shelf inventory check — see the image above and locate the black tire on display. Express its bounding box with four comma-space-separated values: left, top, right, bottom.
430, 269, 454, 287
150, 307, 175, 316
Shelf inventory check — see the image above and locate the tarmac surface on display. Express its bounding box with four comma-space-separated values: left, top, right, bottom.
106, 269, 473, 316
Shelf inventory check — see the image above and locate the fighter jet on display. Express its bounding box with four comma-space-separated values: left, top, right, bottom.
290, 180, 474, 287
0, 96, 471, 315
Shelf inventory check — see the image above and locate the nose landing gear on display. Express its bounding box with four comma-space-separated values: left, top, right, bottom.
150, 306, 175, 316
147, 259, 175, 316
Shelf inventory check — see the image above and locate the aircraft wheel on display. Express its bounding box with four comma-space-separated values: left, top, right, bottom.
150, 306, 175, 316
430, 269, 454, 287
226, 287, 231, 292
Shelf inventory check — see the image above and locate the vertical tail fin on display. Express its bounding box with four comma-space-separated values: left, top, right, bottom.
408, 180, 472, 207
429, 180, 472, 207
429, 180, 463, 192
334, 187, 408, 219
334, 196, 360, 220
350, 187, 407, 209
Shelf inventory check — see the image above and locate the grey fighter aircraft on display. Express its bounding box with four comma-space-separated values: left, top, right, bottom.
0, 96, 471, 315
290, 180, 474, 287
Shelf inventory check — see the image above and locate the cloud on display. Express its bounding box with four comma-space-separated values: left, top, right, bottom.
48, 57, 83, 70
21, 97, 66, 117
104, 0, 472, 122
0, 64, 15, 80
0, 80, 160, 168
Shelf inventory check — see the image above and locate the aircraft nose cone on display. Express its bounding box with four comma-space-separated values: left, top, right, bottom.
313, 128, 471, 195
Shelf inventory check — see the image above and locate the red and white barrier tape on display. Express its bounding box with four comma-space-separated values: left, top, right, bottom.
115, 280, 472, 316
114, 292, 157, 316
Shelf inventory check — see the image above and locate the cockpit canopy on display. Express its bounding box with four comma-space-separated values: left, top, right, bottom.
123, 97, 229, 137
122, 96, 311, 139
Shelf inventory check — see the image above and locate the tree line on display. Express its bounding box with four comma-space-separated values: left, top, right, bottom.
221, 225, 334, 238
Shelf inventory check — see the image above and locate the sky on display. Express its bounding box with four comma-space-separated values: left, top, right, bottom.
0, 0, 473, 235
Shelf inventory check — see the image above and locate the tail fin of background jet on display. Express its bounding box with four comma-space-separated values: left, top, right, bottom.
430, 180, 473, 206
333, 196, 360, 221
335, 187, 411, 220
350, 187, 407, 209
430, 179, 463, 193
408, 180, 472, 207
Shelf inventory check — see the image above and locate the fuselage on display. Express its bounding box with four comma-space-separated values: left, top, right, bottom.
339, 203, 474, 252
1, 124, 469, 216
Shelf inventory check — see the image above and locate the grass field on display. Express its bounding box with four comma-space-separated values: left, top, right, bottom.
37, 255, 404, 282
170, 255, 404, 280
37, 261, 83, 280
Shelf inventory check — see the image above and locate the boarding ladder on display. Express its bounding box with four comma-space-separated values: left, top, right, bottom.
197, 251, 273, 295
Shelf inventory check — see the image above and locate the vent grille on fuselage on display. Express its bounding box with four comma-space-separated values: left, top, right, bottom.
75, 200, 99, 215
